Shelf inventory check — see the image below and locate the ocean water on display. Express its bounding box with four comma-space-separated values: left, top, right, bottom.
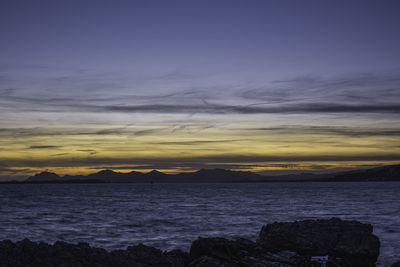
0, 182, 399, 266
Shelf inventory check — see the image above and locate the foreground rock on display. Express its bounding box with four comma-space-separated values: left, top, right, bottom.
0, 240, 190, 267
257, 217, 380, 266
0, 218, 380, 267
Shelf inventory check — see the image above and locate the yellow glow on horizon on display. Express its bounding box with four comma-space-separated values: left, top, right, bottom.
1, 114, 400, 179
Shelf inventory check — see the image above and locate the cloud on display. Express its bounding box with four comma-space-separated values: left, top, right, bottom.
1, 70, 399, 116
0, 124, 215, 138
77, 149, 97, 155
95, 127, 131, 135
238, 72, 400, 115
0, 167, 32, 173
27, 145, 61, 149
242, 72, 400, 102
2, 154, 400, 170
149, 139, 245, 145
133, 127, 170, 136
51, 153, 69, 156
101, 103, 400, 114
248, 126, 400, 138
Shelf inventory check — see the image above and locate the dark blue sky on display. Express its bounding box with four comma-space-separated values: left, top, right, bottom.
2, 0, 400, 75
1, 0, 400, 178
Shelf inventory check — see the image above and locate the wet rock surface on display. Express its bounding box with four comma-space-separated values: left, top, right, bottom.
0, 218, 381, 266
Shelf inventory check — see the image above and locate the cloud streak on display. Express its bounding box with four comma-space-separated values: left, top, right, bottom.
248, 126, 400, 138
28, 145, 61, 149
1, 71, 400, 116
2, 124, 400, 139
101, 103, 400, 114
2, 154, 400, 169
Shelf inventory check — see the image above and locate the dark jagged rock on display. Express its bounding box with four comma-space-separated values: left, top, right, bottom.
0, 218, 381, 267
166, 249, 191, 267
190, 237, 241, 261
187, 256, 222, 267
0, 239, 187, 267
189, 237, 315, 266
257, 217, 380, 266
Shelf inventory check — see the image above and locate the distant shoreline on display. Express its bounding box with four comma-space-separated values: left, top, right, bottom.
1, 179, 400, 184
2, 164, 399, 183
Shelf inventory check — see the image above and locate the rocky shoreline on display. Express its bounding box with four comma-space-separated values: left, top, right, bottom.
0, 218, 397, 267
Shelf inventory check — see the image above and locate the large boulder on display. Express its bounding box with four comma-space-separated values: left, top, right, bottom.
189, 237, 315, 266
189, 237, 253, 262
257, 217, 380, 266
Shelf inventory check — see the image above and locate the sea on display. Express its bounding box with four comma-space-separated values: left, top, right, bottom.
0, 182, 399, 266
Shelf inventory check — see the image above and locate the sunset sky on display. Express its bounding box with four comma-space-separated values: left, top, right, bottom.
1, 0, 400, 179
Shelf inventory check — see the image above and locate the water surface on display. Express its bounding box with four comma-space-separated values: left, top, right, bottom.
0, 182, 399, 266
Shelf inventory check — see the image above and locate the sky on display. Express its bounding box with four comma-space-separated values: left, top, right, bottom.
1, 0, 400, 179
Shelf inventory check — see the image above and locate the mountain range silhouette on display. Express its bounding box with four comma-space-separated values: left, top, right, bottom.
21, 164, 400, 183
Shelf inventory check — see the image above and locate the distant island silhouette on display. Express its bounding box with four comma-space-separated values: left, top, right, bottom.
1, 164, 398, 184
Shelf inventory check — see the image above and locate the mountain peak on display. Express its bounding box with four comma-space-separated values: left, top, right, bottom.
147, 170, 165, 175
26, 171, 60, 182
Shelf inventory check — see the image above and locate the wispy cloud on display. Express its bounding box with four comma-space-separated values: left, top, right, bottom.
247, 126, 400, 138
1, 70, 400, 116
101, 103, 400, 114
2, 154, 400, 169
148, 139, 245, 146
0, 124, 215, 138
28, 145, 61, 149
77, 149, 97, 155
241, 72, 400, 104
